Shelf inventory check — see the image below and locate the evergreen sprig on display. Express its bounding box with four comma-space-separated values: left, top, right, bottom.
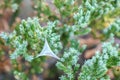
79, 38, 120, 80
74, 0, 120, 29
56, 47, 81, 80
103, 18, 120, 38
0, 17, 62, 61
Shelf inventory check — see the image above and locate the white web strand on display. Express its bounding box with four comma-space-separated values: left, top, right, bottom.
37, 39, 60, 60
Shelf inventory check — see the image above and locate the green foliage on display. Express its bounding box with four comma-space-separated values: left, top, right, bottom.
56, 48, 81, 80
14, 71, 29, 80
79, 39, 120, 80
103, 18, 120, 38
74, 0, 120, 28
33, 0, 51, 18
0, 17, 62, 61
54, 0, 77, 17
0, 17, 62, 79
0, 0, 120, 80
55, 0, 120, 80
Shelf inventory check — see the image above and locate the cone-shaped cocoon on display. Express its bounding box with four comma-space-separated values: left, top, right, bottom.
37, 39, 60, 60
